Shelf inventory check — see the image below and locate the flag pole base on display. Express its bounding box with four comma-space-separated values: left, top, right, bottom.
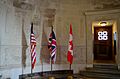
48, 76, 55, 79
67, 75, 73, 79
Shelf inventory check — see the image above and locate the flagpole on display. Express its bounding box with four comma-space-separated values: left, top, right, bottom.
70, 64, 71, 70
41, 58, 43, 76
42, 60, 43, 75
68, 24, 73, 71
51, 26, 53, 72
49, 25, 56, 73
30, 22, 33, 78
31, 52, 33, 77
51, 57, 53, 71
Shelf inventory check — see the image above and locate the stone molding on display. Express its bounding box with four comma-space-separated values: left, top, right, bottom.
85, 9, 120, 15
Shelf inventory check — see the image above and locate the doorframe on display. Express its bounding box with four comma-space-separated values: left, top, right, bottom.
93, 24, 115, 62
84, 9, 120, 68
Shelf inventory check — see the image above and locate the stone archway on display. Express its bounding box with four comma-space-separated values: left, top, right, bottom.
85, 9, 120, 68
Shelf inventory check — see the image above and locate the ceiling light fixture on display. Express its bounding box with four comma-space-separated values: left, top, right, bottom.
100, 21, 107, 26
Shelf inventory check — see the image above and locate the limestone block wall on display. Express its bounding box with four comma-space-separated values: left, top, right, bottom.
0, 1, 22, 78
0, 1, 42, 78
0, 0, 120, 79
53, 0, 88, 72
40, 0, 90, 74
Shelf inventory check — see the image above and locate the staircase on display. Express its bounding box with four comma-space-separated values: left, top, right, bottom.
79, 64, 120, 79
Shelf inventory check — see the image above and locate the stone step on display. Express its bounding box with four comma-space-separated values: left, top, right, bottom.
93, 64, 118, 70
79, 64, 120, 79
80, 71, 120, 79
85, 68, 120, 75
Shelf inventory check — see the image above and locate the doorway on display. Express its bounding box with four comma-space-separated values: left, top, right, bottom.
93, 26, 115, 63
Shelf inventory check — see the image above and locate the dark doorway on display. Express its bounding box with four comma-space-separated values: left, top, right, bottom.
94, 26, 113, 60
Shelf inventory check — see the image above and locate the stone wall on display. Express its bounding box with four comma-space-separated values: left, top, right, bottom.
0, 0, 120, 78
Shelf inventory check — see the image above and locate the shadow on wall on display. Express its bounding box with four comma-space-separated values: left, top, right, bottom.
22, 20, 28, 68
40, 27, 50, 64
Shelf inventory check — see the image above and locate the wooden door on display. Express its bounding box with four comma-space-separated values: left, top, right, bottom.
94, 26, 113, 60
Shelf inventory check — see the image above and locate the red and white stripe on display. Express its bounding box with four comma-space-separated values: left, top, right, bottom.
30, 33, 37, 69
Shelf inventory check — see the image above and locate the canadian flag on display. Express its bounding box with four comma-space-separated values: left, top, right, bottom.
67, 24, 73, 64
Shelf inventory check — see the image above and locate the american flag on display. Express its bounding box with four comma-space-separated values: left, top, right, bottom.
67, 24, 73, 64
30, 23, 37, 69
48, 28, 57, 64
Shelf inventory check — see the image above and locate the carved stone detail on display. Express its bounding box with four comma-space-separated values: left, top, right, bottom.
43, 8, 56, 27
92, 0, 120, 9
13, 0, 34, 10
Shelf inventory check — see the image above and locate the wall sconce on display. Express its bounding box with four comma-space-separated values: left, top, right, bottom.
99, 21, 107, 26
